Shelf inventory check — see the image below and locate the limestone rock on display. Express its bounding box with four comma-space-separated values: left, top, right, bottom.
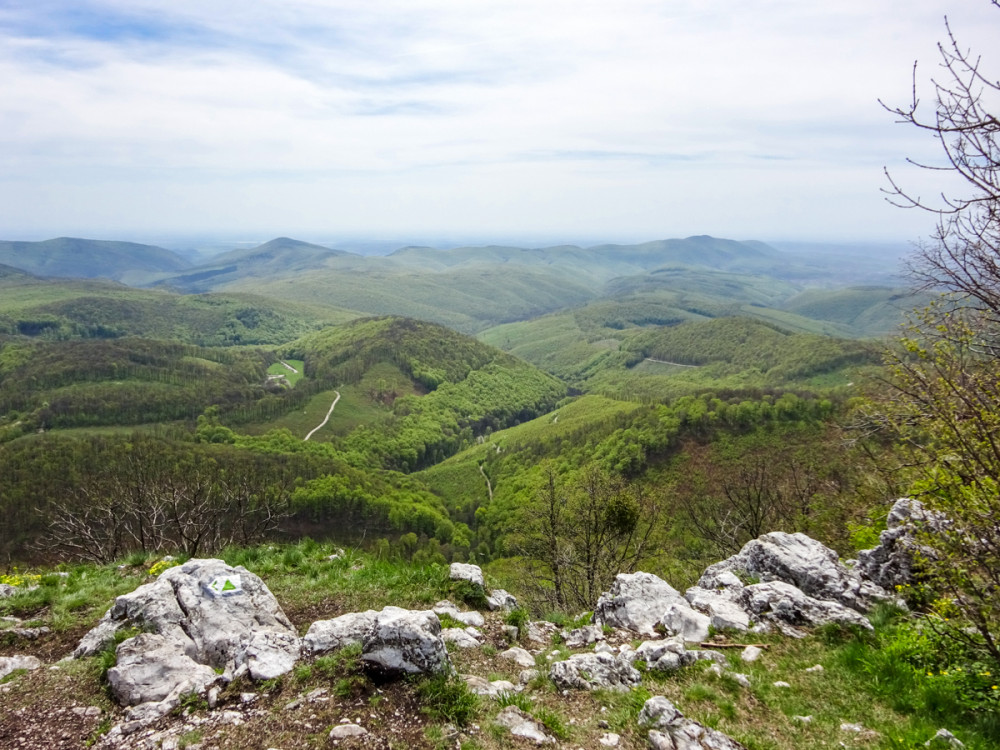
361, 606, 450, 675
648, 730, 677, 750
525, 620, 558, 644
740, 646, 762, 663
463, 674, 520, 697
486, 589, 519, 611
0, 654, 42, 680
593, 571, 686, 636
857, 498, 944, 591
548, 652, 641, 692
639, 695, 748, 750
736, 581, 873, 634
660, 602, 711, 643
925, 728, 965, 748
495, 705, 554, 744
699, 532, 889, 613
563, 624, 604, 649
75, 558, 300, 680
302, 611, 378, 656
11, 626, 50, 640
449, 562, 485, 589
442, 628, 482, 649
634, 639, 686, 671
696, 569, 745, 593
632, 638, 725, 672
500, 646, 536, 668
433, 600, 485, 626
728, 672, 751, 688
107, 633, 218, 707
684, 587, 751, 632
329, 723, 369, 739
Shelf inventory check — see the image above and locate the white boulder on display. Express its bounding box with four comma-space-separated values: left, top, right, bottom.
360, 606, 450, 675
549, 652, 641, 692
0, 654, 41, 680
449, 562, 485, 589
75, 559, 300, 681
592, 572, 686, 636
640, 696, 748, 750
303, 611, 378, 656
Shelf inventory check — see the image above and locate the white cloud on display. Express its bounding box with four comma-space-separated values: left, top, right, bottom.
0, 0, 997, 241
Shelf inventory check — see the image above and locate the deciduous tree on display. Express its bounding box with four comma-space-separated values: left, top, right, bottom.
879, 1, 1000, 664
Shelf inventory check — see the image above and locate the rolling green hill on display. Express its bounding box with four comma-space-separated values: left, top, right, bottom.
0, 277, 359, 345
781, 286, 934, 336
0, 337, 280, 438
0, 237, 189, 282
149, 235, 807, 333
156, 237, 356, 292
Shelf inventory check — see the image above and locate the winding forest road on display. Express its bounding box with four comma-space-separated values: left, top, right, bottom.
644, 357, 699, 368
304, 391, 341, 441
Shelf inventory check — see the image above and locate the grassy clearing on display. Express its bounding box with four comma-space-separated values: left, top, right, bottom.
267, 358, 304, 386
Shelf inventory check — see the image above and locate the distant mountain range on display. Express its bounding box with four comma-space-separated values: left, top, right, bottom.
0, 233, 916, 338
0, 237, 189, 282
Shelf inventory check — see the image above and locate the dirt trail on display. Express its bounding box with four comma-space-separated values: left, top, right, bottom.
279, 360, 299, 374
478, 463, 493, 501
304, 391, 341, 441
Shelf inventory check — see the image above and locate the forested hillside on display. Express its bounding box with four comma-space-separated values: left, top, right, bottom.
0, 278, 358, 345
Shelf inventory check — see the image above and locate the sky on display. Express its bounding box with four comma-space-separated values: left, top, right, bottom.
1, 0, 998, 247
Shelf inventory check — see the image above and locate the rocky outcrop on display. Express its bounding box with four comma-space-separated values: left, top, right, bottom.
500, 646, 537, 668
360, 606, 451, 676
463, 674, 520, 697
698, 532, 890, 613
442, 628, 482, 648
856, 498, 943, 591
736, 581, 873, 635
593, 572, 686, 635
640, 695, 748, 750
448, 563, 519, 611
549, 652, 642, 691
75, 559, 300, 681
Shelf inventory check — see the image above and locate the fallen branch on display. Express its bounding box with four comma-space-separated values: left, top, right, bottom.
699, 642, 770, 650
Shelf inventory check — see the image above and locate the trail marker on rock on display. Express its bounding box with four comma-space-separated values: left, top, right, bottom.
206, 574, 243, 597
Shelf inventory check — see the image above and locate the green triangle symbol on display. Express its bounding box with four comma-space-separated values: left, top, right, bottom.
222, 579, 236, 591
